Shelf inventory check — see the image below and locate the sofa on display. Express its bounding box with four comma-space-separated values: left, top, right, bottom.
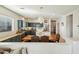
0, 47, 28, 54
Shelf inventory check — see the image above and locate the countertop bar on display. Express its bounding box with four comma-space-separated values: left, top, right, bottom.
0, 33, 22, 42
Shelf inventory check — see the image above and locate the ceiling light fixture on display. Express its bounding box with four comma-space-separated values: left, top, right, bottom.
40, 7, 44, 9
20, 8, 25, 9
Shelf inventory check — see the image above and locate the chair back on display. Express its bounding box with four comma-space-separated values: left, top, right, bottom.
31, 36, 40, 42
40, 36, 49, 42
56, 34, 60, 42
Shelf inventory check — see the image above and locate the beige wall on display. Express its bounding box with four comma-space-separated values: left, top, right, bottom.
0, 6, 23, 38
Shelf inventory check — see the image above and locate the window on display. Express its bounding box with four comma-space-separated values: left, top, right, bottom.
17, 20, 23, 29
0, 15, 12, 32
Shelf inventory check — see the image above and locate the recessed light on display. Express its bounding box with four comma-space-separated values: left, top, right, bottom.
40, 7, 44, 9
20, 8, 25, 9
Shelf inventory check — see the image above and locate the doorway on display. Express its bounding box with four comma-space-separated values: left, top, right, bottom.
51, 20, 56, 34
66, 14, 73, 37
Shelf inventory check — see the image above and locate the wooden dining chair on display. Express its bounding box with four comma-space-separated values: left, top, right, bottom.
56, 34, 60, 42
31, 36, 40, 42
40, 36, 49, 42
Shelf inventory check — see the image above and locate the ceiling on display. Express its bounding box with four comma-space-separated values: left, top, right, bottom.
3, 5, 79, 18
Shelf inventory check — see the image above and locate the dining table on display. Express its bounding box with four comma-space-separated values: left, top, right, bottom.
22, 35, 57, 42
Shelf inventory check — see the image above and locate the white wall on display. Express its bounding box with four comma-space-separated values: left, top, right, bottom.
59, 16, 67, 38
59, 15, 73, 42
56, 19, 60, 34
66, 15, 73, 37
